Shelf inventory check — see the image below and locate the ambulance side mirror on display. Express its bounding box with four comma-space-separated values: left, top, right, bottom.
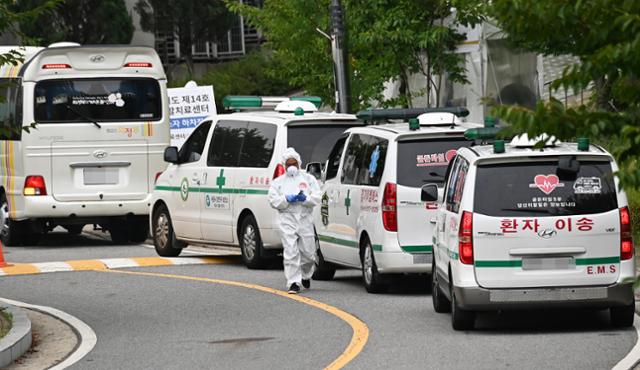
164, 146, 179, 164
421, 184, 439, 202
306, 162, 322, 180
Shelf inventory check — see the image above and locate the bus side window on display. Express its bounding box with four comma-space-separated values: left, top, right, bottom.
0, 78, 21, 141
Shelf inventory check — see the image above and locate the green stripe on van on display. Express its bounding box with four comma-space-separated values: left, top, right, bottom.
475, 256, 620, 268
154, 185, 268, 195
401, 245, 433, 253
318, 234, 382, 251
475, 260, 523, 268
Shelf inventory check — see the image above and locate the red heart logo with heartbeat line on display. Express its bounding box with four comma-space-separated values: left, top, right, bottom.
534, 174, 560, 194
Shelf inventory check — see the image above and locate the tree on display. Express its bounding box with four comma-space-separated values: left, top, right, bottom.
135, 0, 236, 78
11, 0, 133, 45
489, 0, 640, 189
226, 0, 484, 110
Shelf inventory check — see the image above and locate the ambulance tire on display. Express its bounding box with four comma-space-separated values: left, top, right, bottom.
109, 221, 130, 244
610, 302, 635, 328
431, 261, 451, 313
362, 239, 387, 294
152, 204, 184, 257
451, 287, 475, 330
240, 215, 268, 269
0, 193, 24, 246
312, 237, 336, 281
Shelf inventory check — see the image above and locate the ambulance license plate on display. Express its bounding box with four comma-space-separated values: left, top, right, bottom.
84, 168, 118, 185
412, 254, 432, 264
522, 257, 575, 271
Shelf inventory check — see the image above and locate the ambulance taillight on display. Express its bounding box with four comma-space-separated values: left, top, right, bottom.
382, 183, 397, 232
459, 211, 474, 264
24, 176, 47, 196
273, 164, 285, 179
620, 207, 633, 260
42, 63, 71, 69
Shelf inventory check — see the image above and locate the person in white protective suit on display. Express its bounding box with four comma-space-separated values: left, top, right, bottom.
268, 147, 321, 294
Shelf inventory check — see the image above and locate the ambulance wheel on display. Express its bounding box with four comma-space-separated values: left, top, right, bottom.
432, 261, 451, 313
313, 237, 336, 281
451, 288, 475, 330
362, 239, 386, 293
240, 215, 268, 269
128, 219, 149, 243
610, 302, 635, 327
152, 204, 184, 257
0, 193, 23, 246
109, 221, 130, 244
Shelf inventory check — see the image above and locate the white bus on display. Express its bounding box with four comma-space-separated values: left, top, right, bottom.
0, 43, 170, 245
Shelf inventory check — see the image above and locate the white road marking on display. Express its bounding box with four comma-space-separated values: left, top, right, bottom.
612, 314, 640, 370
0, 297, 97, 370
98, 258, 138, 269
32, 262, 73, 273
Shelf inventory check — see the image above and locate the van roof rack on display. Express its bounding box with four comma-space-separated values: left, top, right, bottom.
356, 107, 469, 122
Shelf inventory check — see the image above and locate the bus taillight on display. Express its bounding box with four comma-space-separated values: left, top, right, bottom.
24, 176, 47, 196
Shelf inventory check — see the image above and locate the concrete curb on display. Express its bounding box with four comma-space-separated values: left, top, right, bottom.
0, 303, 32, 368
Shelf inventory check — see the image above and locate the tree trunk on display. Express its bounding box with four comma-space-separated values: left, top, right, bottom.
594, 76, 613, 111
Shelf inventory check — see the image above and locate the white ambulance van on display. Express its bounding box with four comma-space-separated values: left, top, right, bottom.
0, 44, 169, 245
151, 96, 362, 268
312, 108, 481, 293
430, 136, 636, 330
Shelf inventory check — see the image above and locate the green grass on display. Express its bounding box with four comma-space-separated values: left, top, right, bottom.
0, 307, 12, 339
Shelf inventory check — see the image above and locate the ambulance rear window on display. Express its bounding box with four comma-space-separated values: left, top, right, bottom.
397, 138, 471, 187
34, 78, 161, 122
287, 122, 360, 164
474, 160, 618, 217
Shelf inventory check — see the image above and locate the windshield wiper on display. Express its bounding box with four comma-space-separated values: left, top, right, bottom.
66, 104, 101, 129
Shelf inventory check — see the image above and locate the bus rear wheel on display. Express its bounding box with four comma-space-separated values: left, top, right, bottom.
0, 193, 24, 246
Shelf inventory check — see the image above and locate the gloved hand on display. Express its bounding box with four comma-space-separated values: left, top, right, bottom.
297, 191, 307, 202
285, 194, 298, 203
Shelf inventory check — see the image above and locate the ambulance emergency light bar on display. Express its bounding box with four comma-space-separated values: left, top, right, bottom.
356, 107, 469, 122
223, 95, 322, 111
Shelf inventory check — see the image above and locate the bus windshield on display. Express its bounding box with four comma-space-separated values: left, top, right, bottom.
34, 78, 161, 123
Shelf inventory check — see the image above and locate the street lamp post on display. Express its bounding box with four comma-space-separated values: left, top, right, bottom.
329, 0, 351, 113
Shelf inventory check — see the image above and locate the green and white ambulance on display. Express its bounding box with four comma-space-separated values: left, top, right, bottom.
151, 96, 362, 268
430, 135, 636, 330
312, 109, 481, 293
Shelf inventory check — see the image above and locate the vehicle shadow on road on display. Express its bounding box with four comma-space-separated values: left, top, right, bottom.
473, 308, 632, 334
8, 230, 125, 249
331, 273, 431, 295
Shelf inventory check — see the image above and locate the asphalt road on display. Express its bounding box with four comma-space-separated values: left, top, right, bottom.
0, 230, 636, 369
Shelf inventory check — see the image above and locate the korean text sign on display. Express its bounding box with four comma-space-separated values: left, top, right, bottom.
168, 85, 216, 148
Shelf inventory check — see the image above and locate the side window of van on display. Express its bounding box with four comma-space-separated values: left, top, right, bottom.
178, 120, 211, 164
341, 134, 388, 186
358, 136, 388, 186
238, 122, 277, 168
325, 134, 349, 180
341, 134, 365, 185
445, 157, 469, 213
207, 121, 244, 167
0, 78, 22, 141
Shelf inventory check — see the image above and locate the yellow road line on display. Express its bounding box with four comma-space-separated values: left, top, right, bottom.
130, 257, 174, 267
101, 269, 369, 370
0, 256, 235, 276
66, 260, 107, 271
1, 263, 41, 275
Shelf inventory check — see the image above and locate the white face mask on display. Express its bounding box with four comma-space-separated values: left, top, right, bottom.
286, 165, 298, 177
